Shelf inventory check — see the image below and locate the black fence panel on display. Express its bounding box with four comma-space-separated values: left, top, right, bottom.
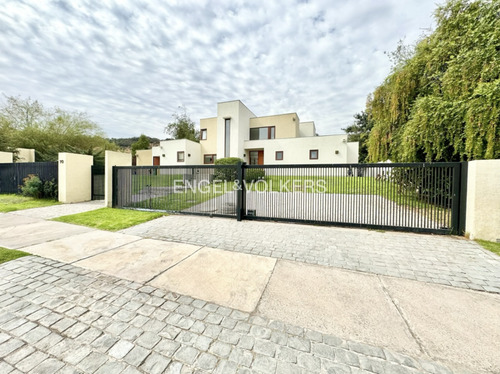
113, 165, 239, 218
243, 162, 463, 235
0, 162, 58, 194
113, 162, 465, 235
91, 165, 105, 200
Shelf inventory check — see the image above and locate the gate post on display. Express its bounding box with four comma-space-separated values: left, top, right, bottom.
451, 163, 462, 235
236, 162, 246, 221
458, 162, 468, 236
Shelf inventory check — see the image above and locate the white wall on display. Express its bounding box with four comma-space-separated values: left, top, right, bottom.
136, 149, 152, 166
0, 151, 13, 163
244, 134, 351, 165
466, 159, 500, 242
155, 139, 202, 165
58, 153, 93, 203
105, 150, 132, 207
216, 101, 256, 160
16, 148, 35, 162
346, 142, 359, 163
299, 121, 316, 137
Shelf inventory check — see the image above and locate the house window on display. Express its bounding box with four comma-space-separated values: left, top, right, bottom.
275, 151, 283, 161
224, 118, 231, 157
177, 151, 185, 162
200, 129, 207, 140
204, 154, 216, 164
309, 149, 318, 160
250, 126, 275, 140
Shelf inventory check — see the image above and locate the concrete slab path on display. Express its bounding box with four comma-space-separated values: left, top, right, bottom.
122, 215, 500, 294
8, 200, 105, 219
0, 206, 499, 373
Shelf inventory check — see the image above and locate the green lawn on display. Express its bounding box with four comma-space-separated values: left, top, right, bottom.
131, 182, 231, 211
0, 247, 30, 264
53, 207, 166, 231
131, 173, 184, 193
477, 240, 500, 257
0, 194, 60, 213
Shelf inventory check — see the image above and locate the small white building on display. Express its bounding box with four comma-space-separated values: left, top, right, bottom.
152, 100, 358, 165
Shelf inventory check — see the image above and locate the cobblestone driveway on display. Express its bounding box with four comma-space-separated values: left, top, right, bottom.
0, 256, 464, 374
122, 215, 500, 294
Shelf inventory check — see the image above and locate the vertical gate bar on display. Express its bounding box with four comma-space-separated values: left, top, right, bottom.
112, 166, 117, 208
236, 162, 244, 221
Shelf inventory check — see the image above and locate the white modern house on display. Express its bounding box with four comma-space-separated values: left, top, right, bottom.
152, 100, 358, 165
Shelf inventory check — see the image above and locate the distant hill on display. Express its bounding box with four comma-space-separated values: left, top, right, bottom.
109, 136, 162, 148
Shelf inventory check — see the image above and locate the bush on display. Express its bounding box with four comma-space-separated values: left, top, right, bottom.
21, 174, 43, 198
43, 179, 58, 199
20, 174, 58, 199
213, 157, 243, 182
245, 168, 265, 183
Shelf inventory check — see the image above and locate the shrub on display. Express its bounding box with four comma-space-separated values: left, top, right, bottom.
245, 168, 265, 183
20, 174, 58, 199
213, 157, 243, 182
20, 174, 43, 198
43, 179, 58, 199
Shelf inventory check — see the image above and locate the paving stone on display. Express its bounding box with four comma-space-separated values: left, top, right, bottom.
92, 334, 119, 353
155, 338, 181, 356
30, 357, 65, 374
196, 352, 218, 371
214, 360, 238, 374
229, 347, 253, 367
0, 338, 24, 358
141, 352, 172, 374
108, 340, 134, 359
135, 331, 161, 349
4, 345, 35, 365
77, 351, 108, 372
209, 341, 232, 358
174, 346, 200, 365
252, 354, 277, 373
0, 248, 472, 374
15, 351, 48, 372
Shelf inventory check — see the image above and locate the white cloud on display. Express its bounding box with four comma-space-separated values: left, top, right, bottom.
0, 0, 439, 139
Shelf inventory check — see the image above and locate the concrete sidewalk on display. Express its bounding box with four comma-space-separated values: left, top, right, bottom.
0, 208, 499, 373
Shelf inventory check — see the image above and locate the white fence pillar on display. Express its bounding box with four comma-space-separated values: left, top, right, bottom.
105, 150, 132, 207
465, 159, 500, 242
58, 153, 93, 203
0, 151, 13, 163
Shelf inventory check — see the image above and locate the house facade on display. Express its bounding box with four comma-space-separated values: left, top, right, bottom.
152, 100, 358, 165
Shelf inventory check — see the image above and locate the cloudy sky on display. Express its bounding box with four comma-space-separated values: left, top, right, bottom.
0, 0, 439, 139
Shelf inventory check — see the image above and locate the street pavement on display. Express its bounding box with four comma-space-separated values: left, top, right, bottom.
0, 203, 499, 373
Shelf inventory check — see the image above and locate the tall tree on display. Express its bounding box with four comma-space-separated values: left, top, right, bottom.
342, 109, 373, 163
131, 134, 150, 156
165, 107, 199, 142
0, 95, 118, 162
367, 0, 500, 162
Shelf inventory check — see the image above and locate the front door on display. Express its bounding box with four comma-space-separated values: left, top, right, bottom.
153, 156, 160, 166
249, 151, 264, 165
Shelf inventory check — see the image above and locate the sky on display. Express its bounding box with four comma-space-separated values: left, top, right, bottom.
0, 0, 440, 139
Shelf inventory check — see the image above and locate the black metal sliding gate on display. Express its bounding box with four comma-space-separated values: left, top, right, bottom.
113, 162, 467, 235
91, 165, 105, 200
0, 162, 58, 194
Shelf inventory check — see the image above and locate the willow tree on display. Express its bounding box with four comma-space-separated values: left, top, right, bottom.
367, 0, 500, 162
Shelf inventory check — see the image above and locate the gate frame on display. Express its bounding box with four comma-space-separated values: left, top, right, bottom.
112, 162, 467, 236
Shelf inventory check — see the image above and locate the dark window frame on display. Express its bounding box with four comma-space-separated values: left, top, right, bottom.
250, 126, 276, 140
309, 149, 319, 160
203, 154, 216, 164
177, 151, 185, 162
275, 151, 283, 161
200, 129, 207, 140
